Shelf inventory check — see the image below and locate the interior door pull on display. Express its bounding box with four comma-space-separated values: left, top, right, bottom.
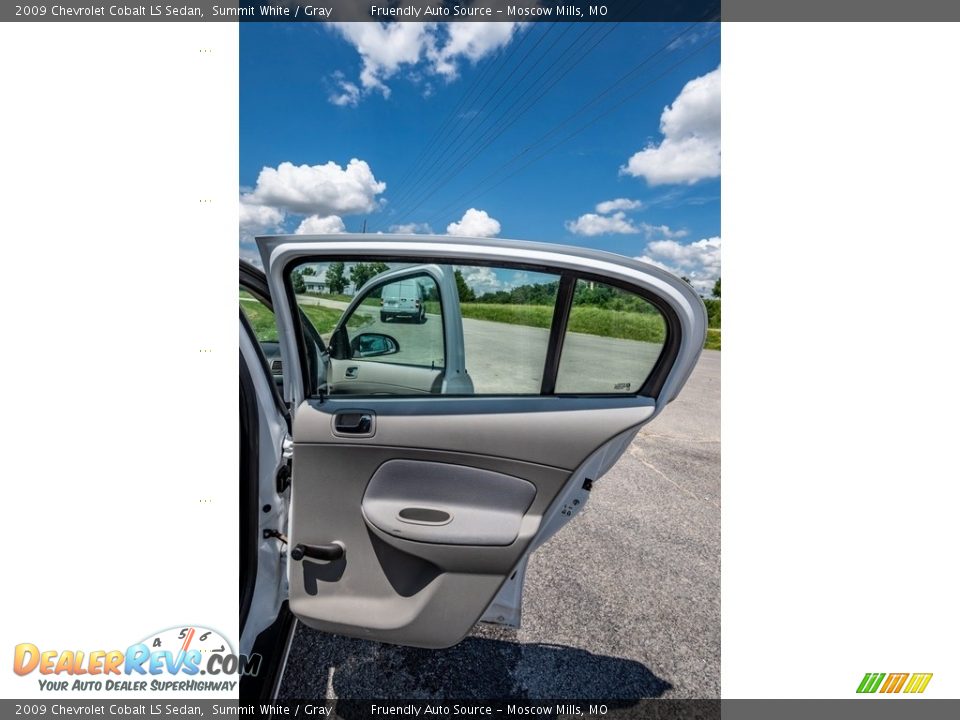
334, 412, 373, 435
291, 543, 344, 562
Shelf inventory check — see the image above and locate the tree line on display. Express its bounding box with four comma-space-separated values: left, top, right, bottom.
291, 261, 391, 295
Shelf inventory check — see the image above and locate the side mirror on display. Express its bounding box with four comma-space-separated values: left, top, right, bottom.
350, 332, 400, 358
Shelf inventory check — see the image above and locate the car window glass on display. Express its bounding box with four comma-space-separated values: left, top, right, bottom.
456, 266, 558, 394
340, 272, 444, 370
290, 261, 560, 396
554, 279, 667, 394
239, 287, 277, 343
240, 286, 286, 379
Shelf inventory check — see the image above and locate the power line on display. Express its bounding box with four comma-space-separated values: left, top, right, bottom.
419, 22, 709, 227
388, 24, 530, 202
420, 31, 720, 230
382, 24, 562, 223
385, 0, 655, 228
394, 21, 623, 226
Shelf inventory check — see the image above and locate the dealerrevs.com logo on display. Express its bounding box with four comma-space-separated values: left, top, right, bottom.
13, 626, 261, 693
857, 672, 933, 694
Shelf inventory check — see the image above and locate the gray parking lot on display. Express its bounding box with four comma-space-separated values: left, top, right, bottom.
279, 349, 720, 700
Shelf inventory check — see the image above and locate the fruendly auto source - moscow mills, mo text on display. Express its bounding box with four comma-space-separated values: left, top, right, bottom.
370, 4, 605, 18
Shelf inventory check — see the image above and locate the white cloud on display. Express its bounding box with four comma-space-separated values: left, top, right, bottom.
460, 266, 502, 295
622, 66, 720, 185
389, 222, 433, 234
243, 159, 386, 216
295, 215, 346, 235
455, 267, 549, 297
511, 271, 532, 286
239, 243, 263, 268
568, 200, 688, 237
239, 198, 285, 258
645, 236, 720, 270
637, 236, 720, 294
454, 266, 551, 297
330, 22, 522, 103
595, 198, 642, 214
239, 199, 284, 237
331, 22, 432, 96
667, 27, 710, 52
447, 208, 501, 237
427, 22, 521, 79
329, 79, 361, 107
565, 211, 639, 236
639, 222, 688, 240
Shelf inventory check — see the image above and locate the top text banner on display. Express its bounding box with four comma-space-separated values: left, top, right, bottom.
6, 0, 720, 22
6, 0, 959, 21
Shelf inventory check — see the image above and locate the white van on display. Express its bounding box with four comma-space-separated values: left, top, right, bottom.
380, 279, 426, 323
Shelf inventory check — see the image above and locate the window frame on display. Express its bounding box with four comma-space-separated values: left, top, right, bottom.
283, 256, 680, 401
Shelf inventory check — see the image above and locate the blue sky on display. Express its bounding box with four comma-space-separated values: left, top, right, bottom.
240, 22, 720, 294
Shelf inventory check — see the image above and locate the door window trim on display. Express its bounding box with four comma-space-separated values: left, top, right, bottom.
539, 273, 576, 395
281, 254, 684, 402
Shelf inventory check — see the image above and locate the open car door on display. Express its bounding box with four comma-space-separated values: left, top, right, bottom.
258, 235, 706, 648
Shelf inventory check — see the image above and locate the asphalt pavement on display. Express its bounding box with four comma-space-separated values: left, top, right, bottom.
278, 349, 720, 700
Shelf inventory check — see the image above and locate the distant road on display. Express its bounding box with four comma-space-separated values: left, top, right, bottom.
297, 295, 349, 312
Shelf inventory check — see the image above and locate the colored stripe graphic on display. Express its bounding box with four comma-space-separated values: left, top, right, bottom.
903, 673, 933, 694
880, 673, 909, 693
857, 673, 885, 693
858, 672, 933, 694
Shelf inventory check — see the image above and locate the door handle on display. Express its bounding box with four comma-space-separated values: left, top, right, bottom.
291, 542, 344, 562
333, 412, 374, 435
345, 366, 359, 379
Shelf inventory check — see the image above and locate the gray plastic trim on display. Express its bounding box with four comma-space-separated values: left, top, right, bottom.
295, 396, 655, 471
362, 460, 536, 545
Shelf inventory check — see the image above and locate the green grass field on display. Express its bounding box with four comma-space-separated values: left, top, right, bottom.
301, 304, 344, 335
241, 292, 341, 342
704, 328, 721, 351
453, 303, 668, 344
426, 301, 718, 349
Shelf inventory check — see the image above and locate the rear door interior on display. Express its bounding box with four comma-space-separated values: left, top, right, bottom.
260, 235, 706, 648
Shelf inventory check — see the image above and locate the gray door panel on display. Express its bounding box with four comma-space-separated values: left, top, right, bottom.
287, 397, 656, 648
362, 460, 537, 546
